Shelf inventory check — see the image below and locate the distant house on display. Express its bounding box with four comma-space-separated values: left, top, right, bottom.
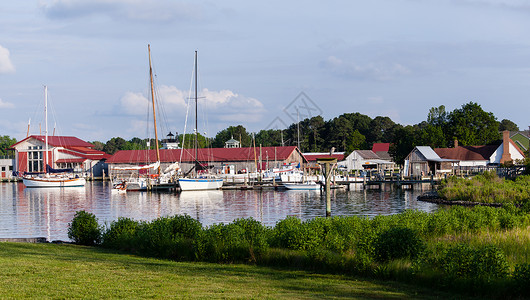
106, 146, 306, 176
10, 135, 110, 177
434, 131, 525, 166
404, 131, 526, 176
343, 149, 395, 172
372, 143, 392, 160
404, 146, 456, 177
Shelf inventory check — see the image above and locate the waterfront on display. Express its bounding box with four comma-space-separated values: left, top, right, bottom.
0, 181, 439, 241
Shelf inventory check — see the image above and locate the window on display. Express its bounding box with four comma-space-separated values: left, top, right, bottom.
28, 150, 44, 172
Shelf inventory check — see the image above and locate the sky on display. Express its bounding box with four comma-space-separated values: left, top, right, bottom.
1, 0, 530, 143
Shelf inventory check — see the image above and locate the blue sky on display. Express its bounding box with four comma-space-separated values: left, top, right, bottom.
1, 0, 529, 142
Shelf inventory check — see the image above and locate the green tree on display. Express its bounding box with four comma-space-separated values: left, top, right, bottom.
179, 133, 208, 149
103, 137, 128, 154
212, 125, 251, 148
326, 115, 354, 151
427, 105, 448, 127
389, 125, 421, 165
345, 129, 366, 156
447, 102, 500, 146
420, 124, 447, 148
90, 141, 105, 151
306, 116, 325, 152
499, 119, 519, 132
255, 129, 283, 147
0, 135, 17, 156
367, 116, 396, 144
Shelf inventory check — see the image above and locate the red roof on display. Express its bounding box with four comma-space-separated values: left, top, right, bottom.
10, 135, 94, 148
434, 145, 498, 161
303, 153, 345, 162
107, 146, 304, 164
372, 143, 390, 152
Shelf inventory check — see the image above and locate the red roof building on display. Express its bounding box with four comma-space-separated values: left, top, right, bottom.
10, 135, 110, 177
107, 146, 306, 175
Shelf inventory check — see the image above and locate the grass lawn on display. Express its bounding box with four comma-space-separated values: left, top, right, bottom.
0, 242, 475, 299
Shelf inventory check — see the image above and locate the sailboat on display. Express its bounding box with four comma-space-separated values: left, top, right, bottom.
111, 45, 176, 191
22, 86, 86, 188
178, 51, 223, 191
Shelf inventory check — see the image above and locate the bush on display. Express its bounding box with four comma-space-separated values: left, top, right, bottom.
373, 227, 424, 262
513, 263, 530, 294
68, 210, 103, 246
102, 217, 140, 251
197, 223, 249, 262
441, 244, 509, 283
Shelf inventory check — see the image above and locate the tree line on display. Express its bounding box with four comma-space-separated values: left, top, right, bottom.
0, 102, 524, 165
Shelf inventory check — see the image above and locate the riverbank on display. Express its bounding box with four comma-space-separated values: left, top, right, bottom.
0, 242, 477, 299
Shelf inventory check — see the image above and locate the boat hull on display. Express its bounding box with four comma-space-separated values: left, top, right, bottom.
179, 178, 223, 191
283, 182, 320, 190
23, 177, 86, 188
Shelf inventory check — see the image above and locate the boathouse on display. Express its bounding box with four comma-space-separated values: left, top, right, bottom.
106, 146, 307, 177
404, 146, 456, 177
10, 135, 110, 178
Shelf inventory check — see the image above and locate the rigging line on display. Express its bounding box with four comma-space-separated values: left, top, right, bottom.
180, 55, 195, 164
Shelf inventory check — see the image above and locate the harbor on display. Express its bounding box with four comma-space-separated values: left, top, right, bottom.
0, 181, 439, 242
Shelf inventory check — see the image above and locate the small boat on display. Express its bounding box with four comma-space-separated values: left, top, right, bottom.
178, 177, 223, 191
283, 181, 320, 190
22, 86, 86, 188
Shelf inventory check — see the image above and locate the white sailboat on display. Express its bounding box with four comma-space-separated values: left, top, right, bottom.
22, 86, 86, 188
178, 51, 223, 191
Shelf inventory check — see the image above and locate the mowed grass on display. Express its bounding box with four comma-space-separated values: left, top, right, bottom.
0, 243, 470, 299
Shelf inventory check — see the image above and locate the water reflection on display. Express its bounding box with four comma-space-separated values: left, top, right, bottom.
0, 181, 439, 241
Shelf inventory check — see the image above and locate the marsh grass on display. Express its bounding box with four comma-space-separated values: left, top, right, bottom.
0, 242, 469, 299
438, 172, 530, 205
435, 226, 530, 267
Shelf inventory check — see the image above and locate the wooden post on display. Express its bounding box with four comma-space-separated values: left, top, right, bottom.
317, 157, 337, 218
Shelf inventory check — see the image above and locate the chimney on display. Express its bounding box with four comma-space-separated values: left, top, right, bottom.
500, 130, 511, 164
454, 139, 458, 148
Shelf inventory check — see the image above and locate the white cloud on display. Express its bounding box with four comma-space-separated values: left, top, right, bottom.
0, 98, 14, 108
119, 86, 265, 124
0, 45, 15, 73
120, 91, 149, 115
40, 0, 201, 22
320, 56, 411, 81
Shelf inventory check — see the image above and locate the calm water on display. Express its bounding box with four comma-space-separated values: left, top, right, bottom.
0, 181, 439, 241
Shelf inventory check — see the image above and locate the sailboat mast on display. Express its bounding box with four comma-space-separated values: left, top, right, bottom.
44, 85, 48, 173
148, 44, 161, 175
297, 109, 301, 151
194, 51, 198, 171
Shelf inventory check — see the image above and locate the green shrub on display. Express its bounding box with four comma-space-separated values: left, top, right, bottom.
102, 217, 140, 251
197, 223, 251, 262
231, 217, 270, 258
270, 216, 307, 250
67, 210, 103, 246
513, 263, 530, 294
441, 244, 509, 283
373, 227, 424, 262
